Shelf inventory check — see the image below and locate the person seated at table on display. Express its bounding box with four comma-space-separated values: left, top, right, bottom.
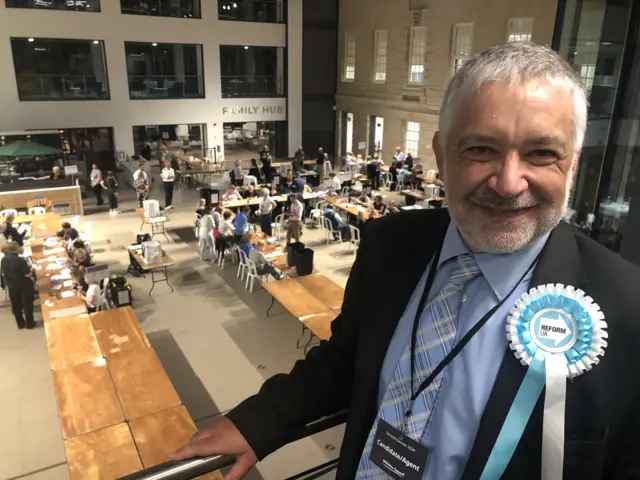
38, 165, 64, 181
65, 228, 80, 251
198, 206, 215, 261
409, 167, 424, 191
57, 222, 78, 242
324, 206, 350, 242
269, 181, 279, 196
397, 166, 412, 188
329, 172, 342, 194
387, 200, 400, 215
78, 273, 101, 314
215, 211, 236, 253
238, 231, 254, 259
281, 170, 293, 192
248, 158, 262, 182
3, 213, 27, 247
292, 172, 306, 193
223, 185, 241, 202
355, 190, 371, 208
242, 185, 258, 199
250, 240, 284, 280
232, 206, 250, 242
72, 244, 93, 269
372, 195, 388, 215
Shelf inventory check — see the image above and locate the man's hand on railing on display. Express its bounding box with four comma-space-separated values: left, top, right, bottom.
170, 417, 258, 480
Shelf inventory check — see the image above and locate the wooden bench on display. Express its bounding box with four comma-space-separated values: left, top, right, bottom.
91, 307, 150, 356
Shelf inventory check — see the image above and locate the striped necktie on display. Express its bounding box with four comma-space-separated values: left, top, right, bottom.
356, 253, 481, 479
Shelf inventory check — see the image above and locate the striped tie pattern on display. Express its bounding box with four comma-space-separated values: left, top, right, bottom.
356, 254, 481, 479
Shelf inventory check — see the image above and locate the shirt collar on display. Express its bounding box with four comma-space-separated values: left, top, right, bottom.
439, 219, 549, 300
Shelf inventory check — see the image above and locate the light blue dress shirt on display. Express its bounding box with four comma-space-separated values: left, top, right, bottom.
377, 221, 548, 479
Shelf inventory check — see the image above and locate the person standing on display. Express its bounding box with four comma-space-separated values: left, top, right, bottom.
1, 242, 35, 329
261, 150, 273, 184
232, 207, 250, 243
161, 160, 176, 210
393, 146, 405, 168
3, 213, 27, 247
133, 163, 149, 208
316, 146, 325, 184
260, 188, 276, 236
141, 141, 152, 161
90, 164, 103, 206
198, 206, 215, 261
286, 194, 303, 244
101, 171, 119, 215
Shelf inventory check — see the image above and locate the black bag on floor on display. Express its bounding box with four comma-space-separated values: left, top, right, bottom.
137, 233, 151, 244
287, 241, 305, 266
109, 276, 133, 307
293, 248, 314, 276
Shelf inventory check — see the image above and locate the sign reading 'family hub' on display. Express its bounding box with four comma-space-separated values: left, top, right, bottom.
220, 99, 287, 121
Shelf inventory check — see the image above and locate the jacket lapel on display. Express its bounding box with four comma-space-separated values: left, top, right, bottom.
462, 222, 587, 479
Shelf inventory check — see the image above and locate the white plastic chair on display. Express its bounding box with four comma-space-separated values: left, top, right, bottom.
243, 175, 258, 187
0, 209, 18, 219
218, 244, 238, 269
28, 206, 46, 215
323, 159, 333, 177
340, 186, 350, 198
425, 169, 438, 182
81, 221, 92, 242
97, 278, 110, 311
320, 216, 342, 244
381, 172, 393, 191
308, 201, 327, 228
348, 225, 361, 253
245, 258, 269, 293
237, 249, 250, 281
272, 213, 286, 239
395, 176, 408, 192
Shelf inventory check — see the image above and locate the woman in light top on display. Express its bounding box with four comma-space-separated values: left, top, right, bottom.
79, 274, 101, 313
198, 206, 215, 261
260, 188, 277, 236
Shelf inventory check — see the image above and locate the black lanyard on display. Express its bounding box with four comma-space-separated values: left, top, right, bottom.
401, 242, 543, 434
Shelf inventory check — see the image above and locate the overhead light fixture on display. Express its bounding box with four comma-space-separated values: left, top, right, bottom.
233, 2, 237, 7
152, 42, 158, 47
244, 45, 249, 50
28, 37, 35, 42
93, 40, 99, 44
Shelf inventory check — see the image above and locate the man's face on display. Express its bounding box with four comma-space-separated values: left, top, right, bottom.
434, 80, 580, 253
139, 166, 144, 171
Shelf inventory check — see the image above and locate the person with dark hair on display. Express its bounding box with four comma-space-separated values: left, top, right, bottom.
101, 171, 119, 215
233, 207, 250, 243
161, 160, 176, 210
1, 241, 35, 329
90, 163, 104, 206
216, 210, 235, 253
260, 148, 273, 183
249, 158, 262, 182
57, 222, 79, 241
135, 166, 150, 208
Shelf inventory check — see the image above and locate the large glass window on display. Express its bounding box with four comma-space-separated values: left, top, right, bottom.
405, 121, 420, 157
11, 37, 109, 101
452, 24, 473, 74
133, 124, 205, 157
218, 0, 284, 23
342, 33, 356, 82
6, 0, 100, 11
121, 0, 200, 18
555, 0, 637, 253
409, 27, 426, 84
220, 45, 285, 98
373, 30, 387, 83
125, 42, 205, 99
223, 121, 287, 160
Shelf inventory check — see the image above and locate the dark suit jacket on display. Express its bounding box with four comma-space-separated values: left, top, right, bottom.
4, 225, 26, 246
226, 209, 640, 479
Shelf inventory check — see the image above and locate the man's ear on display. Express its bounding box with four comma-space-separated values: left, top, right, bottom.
569, 150, 581, 190
432, 132, 445, 181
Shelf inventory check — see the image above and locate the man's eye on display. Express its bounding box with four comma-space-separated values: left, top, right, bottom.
464, 146, 496, 161
528, 150, 562, 164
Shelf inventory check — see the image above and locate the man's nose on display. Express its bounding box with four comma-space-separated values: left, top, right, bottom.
486, 152, 529, 198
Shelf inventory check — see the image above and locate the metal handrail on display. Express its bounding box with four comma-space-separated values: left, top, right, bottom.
118, 409, 348, 480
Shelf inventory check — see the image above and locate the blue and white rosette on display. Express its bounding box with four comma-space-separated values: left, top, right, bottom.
481, 284, 607, 480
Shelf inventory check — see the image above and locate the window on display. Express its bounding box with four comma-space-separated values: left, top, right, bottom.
220, 45, 285, 97
452, 24, 473, 74
6, 0, 100, 11
373, 30, 388, 83
343, 33, 356, 82
507, 17, 534, 43
125, 42, 205, 99
405, 121, 420, 157
133, 124, 205, 157
219, 0, 285, 23
409, 27, 427, 84
580, 63, 597, 91
121, 0, 201, 18
10, 37, 109, 101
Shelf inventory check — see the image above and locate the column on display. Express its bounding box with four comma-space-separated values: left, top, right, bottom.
287, 0, 303, 156
173, 44, 185, 86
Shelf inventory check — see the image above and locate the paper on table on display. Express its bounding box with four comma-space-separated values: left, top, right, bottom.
60, 291, 76, 299
265, 251, 284, 259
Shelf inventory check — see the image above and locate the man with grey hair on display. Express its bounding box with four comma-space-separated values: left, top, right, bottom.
171, 43, 640, 479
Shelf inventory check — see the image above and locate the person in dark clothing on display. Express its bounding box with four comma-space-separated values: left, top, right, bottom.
249, 159, 262, 182
242, 185, 258, 199
141, 142, 152, 161
57, 222, 79, 242
388, 164, 398, 191
316, 147, 325, 183
261, 152, 273, 184
1, 242, 35, 329
292, 172, 305, 193
101, 171, 119, 215
405, 153, 414, 170
3, 214, 26, 247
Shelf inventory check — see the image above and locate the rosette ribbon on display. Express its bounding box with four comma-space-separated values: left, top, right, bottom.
480, 284, 607, 480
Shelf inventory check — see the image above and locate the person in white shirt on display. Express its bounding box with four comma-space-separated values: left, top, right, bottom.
286, 194, 303, 244
329, 172, 342, 194
79, 274, 101, 313
90, 164, 103, 206
232, 160, 244, 186
356, 190, 371, 208
133, 163, 148, 183
198, 206, 215, 261
215, 211, 236, 254
393, 146, 404, 167
161, 160, 175, 210
259, 189, 277, 236
212, 206, 223, 230
249, 241, 283, 280
223, 185, 241, 203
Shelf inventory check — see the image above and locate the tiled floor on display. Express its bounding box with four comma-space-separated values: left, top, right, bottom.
0, 172, 392, 480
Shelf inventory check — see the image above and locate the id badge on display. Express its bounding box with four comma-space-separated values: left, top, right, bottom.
370, 419, 430, 480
